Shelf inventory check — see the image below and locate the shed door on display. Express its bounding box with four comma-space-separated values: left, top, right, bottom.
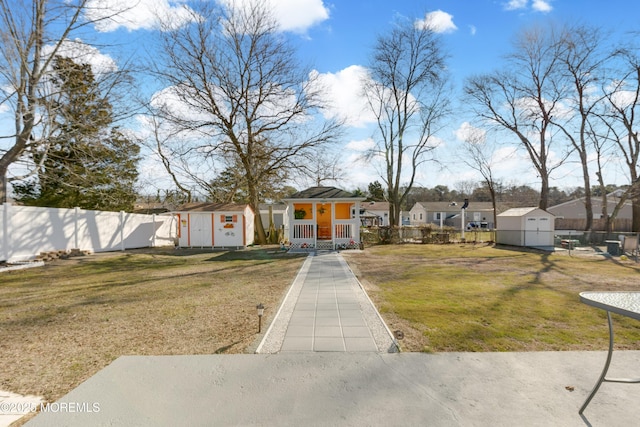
190, 214, 212, 247
524, 216, 551, 246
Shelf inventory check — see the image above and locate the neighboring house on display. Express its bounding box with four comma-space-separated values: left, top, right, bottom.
496, 207, 555, 251
174, 203, 255, 248
359, 201, 390, 227
409, 201, 496, 229
282, 186, 365, 250
259, 202, 287, 228
547, 190, 632, 224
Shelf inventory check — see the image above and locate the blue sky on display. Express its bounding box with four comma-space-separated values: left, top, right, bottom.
4, 0, 640, 196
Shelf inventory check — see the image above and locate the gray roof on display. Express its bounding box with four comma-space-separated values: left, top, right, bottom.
413, 201, 495, 211
174, 203, 251, 213
285, 186, 363, 200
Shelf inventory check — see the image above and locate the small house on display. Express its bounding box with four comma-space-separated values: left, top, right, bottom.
282, 186, 365, 250
174, 203, 255, 248
496, 207, 555, 251
547, 190, 633, 231
409, 201, 496, 229
360, 201, 390, 227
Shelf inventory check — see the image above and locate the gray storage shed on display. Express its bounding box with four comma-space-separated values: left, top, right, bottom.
496, 207, 555, 251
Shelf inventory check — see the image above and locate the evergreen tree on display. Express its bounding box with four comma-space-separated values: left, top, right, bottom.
14, 56, 139, 211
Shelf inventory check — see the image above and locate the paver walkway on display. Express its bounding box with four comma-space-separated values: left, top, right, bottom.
256, 251, 397, 353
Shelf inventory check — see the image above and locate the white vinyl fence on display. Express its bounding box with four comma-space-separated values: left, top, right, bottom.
1, 203, 177, 263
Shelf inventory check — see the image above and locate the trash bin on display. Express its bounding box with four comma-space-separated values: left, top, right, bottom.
605, 240, 621, 256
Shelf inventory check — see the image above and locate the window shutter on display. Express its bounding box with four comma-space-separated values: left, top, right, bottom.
232, 215, 238, 223
220, 215, 225, 222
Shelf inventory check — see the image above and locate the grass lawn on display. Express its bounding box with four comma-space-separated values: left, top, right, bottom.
0, 246, 306, 402
343, 243, 640, 353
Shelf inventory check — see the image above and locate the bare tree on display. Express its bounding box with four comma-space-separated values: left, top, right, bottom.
148, 2, 341, 244
459, 128, 512, 229
601, 45, 640, 231
464, 24, 571, 210
363, 15, 451, 227
0, 0, 136, 203
550, 24, 613, 231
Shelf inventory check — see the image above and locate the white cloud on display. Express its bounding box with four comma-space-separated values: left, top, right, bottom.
469, 25, 477, 36
43, 39, 118, 75
415, 10, 457, 34
346, 138, 375, 152
218, 0, 329, 33
85, 0, 199, 32
532, 0, 553, 12
455, 122, 486, 143
504, 0, 552, 13
504, 0, 528, 10
312, 65, 376, 128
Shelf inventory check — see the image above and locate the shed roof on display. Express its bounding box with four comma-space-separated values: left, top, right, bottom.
285, 186, 364, 200
362, 201, 390, 210
174, 203, 252, 212
497, 207, 552, 217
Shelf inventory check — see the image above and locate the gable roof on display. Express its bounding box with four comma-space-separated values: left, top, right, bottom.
285, 186, 364, 200
497, 207, 553, 217
174, 203, 252, 212
362, 201, 389, 211
412, 201, 496, 212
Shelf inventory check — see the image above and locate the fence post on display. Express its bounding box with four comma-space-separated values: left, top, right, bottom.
74, 207, 80, 249
152, 214, 156, 247
2, 202, 10, 262
120, 211, 125, 251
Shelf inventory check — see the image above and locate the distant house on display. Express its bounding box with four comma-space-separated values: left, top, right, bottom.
409, 201, 496, 229
174, 203, 255, 248
359, 201, 390, 227
547, 190, 632, 230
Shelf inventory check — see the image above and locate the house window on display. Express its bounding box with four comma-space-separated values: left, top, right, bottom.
413, 214, 416, 220
419, 213, 423, 220
225, 215, 233, 222
435, 212, 441, 220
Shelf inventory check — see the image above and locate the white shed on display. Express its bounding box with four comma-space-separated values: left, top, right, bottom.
496, 207, 555, 251
174, 203, 255, 248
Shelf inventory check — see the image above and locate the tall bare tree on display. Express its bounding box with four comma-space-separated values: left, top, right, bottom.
0, 1, 81, 202
464, 24, 571, 210
148, 2, 341, 244
550, 24, 612, 232
601, 46, 640, 231
459, 128, 511, 230
364, 15, 451, 226
0, 0, 135, 203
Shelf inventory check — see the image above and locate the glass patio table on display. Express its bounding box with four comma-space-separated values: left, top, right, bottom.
578, 292, 640, 414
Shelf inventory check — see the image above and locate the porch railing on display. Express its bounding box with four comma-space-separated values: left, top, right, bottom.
293, 223, 315, 239
334, 223, 352, 239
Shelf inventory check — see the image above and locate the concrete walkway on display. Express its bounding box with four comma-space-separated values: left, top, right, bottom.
257, 251, 397, 354
24, 251, 640, 426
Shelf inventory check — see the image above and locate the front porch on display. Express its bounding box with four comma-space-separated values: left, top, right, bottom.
283, 187, 366, 252
289, 220, 361, 251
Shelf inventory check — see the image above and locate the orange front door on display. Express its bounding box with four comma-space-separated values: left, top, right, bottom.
317, 203, 332, 240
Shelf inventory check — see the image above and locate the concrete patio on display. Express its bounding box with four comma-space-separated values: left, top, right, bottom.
24, 251, 640, 426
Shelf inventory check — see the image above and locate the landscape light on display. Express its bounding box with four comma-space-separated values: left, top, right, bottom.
256, 303, 264, 333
